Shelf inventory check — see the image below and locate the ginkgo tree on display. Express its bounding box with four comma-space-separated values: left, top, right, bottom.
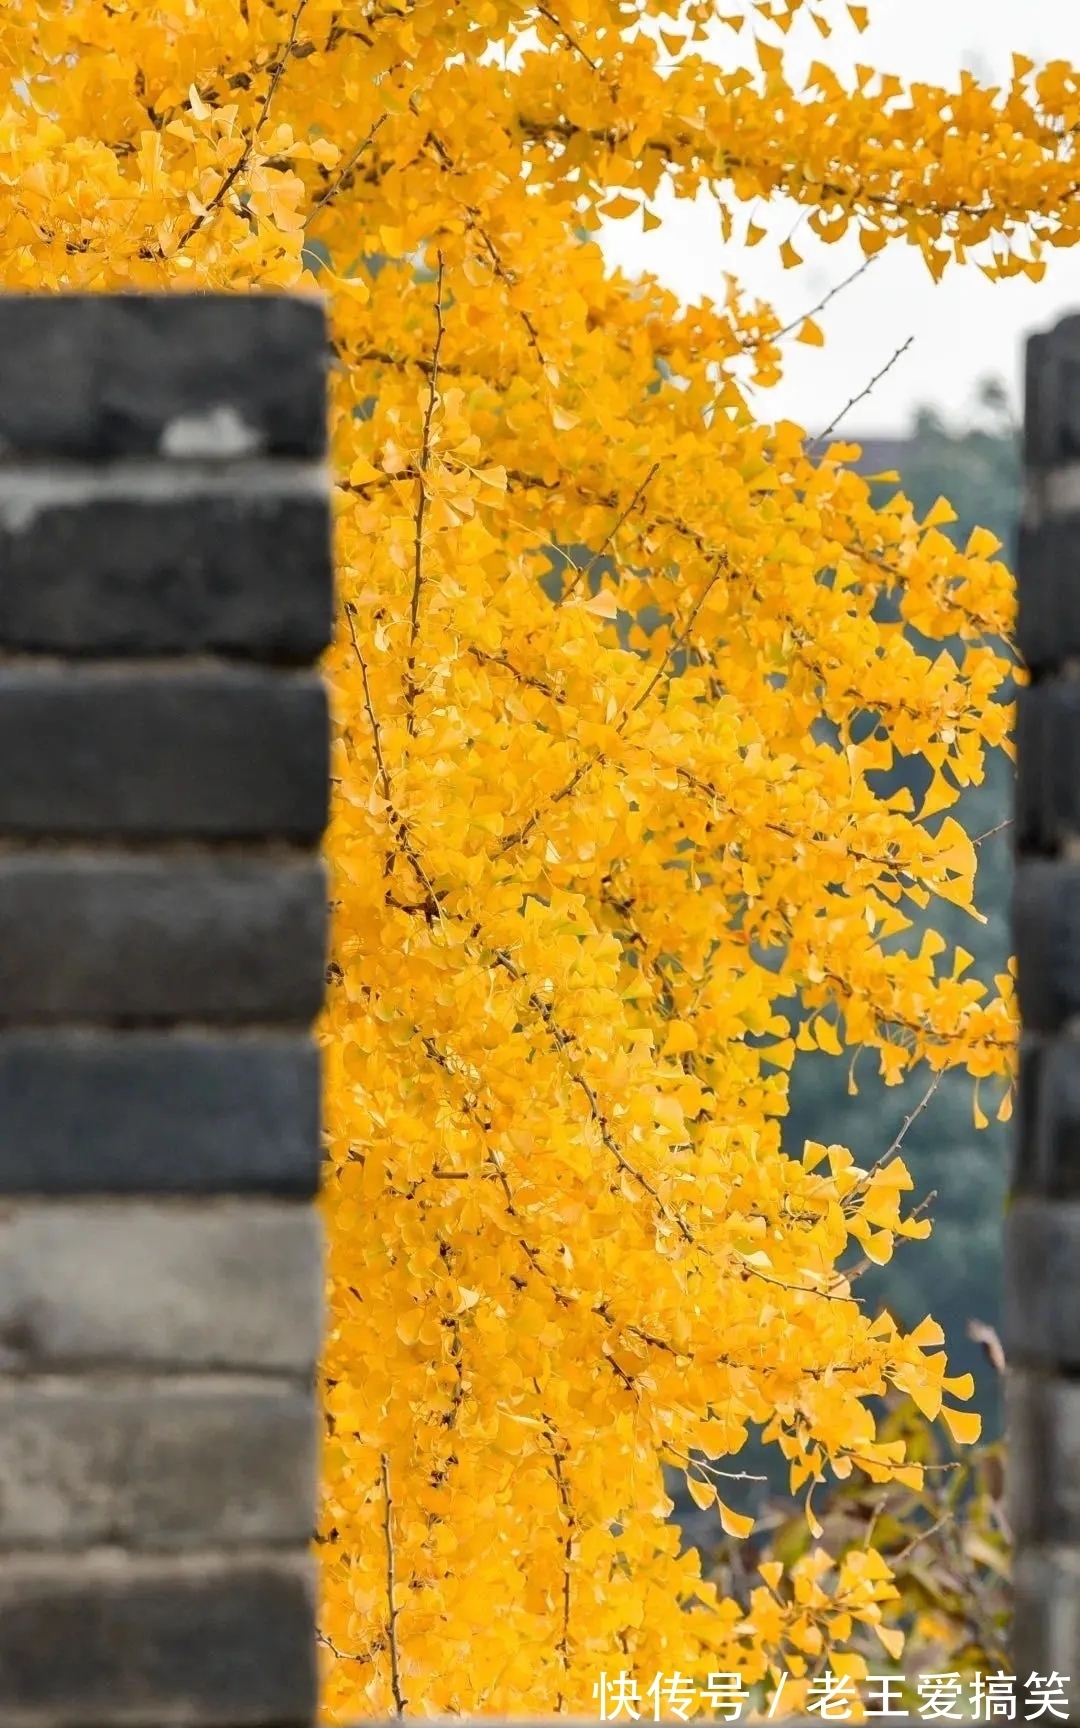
1, 0, 1058, 1713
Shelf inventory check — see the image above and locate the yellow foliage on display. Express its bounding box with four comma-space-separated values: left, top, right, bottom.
1, 0, 1046, 1712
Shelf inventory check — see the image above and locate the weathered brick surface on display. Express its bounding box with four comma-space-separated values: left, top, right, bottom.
0, 1031, 320, 1196
0, 487, 332, 661
1008, 1372, 1080, 1547
1017, 680, 1080, 853
1005, 1197, 1080, 1370
0, 1376, 315, 1550
0, 295, 328, 460
1025, 315, 1080, 471
1012, 1032, 1080, 1198
0, 666, 328, 840
1017, 518, 1080, 676
0, 1549, 316, 1723
0, 853, 326, 1024
1012, 859, 1080, 1032
1013, 1546, 1080, 1682
0, 1199, 322, 1374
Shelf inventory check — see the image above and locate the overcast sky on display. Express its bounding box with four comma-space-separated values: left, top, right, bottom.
597, 0, 1080, 437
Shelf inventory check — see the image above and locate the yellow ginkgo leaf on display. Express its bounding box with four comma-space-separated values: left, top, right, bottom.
686, 1475, 717, 1511
941, 1406, 982, 1446
718, 1500, 755, 1539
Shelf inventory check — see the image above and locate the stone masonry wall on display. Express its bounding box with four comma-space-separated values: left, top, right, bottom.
1009, 311, 1080, 1695
0, 294, 331, 1728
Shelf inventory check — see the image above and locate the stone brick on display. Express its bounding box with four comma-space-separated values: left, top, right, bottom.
0, 666, 328, 840
1008, 1372, 1080, 1547
1017, 517, 1080, 677
0, 853, 325, 1025
0, 1376, 315, 1551
1013, 1546, 1080, 1687
1017, 680, 1080, 854
1005, 1197, 1080, 1370
0, 483, 331, 662
1011, 1031, 1080, 1198
0, 1199, 322, 1374
0, 294, 327, 459
1025, 315, 1080, 472
0, 1030, 320, 1196
0, 1549, 316, 1724
1012, 859, 1080, 1033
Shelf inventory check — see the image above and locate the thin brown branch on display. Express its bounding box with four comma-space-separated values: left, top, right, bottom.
498, 564, 723, 857
625, 566, 723, 718
537, 4, 601, 74
763, 256, 878, 348
380, 1454, 407, 1716
973, 817, 1012, 846
560, 461, 661, 604
344, 602, 444, 923
861, 1068, 944, 1187
890, 1508, 954, 1567
846, 1189, 937, 1280
498, 759, 594, 854
308, 113, 388, 221
469, 646, 564, 703
489, 947, 695, 1245
405, 251, 446, 737
811, 336, 915, 450
175, 0, 310, 252
544, 1419, 576, 1713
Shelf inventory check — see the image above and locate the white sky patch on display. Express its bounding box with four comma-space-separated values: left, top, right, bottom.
596, 0, 1080, 435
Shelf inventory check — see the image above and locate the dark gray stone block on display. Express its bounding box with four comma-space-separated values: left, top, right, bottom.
0, 1550, 316, 1722
1017, 680, 1080, 853
1018, 517, 1080, 677
0, 1199, 322, 1374
0, 853, 325, 1025
1008, 1372, 1080, 1547
1012, 1032, 1080, 1198
0, 1031, 319, 1195
0, 1376, 316, 1550
1005, 1197, 1080, 1369
0, 488, 332, 661
1025, 316, 1080, 472
0, 666, 328, 841
1013, 859, 1080, 1033
1014, 1546, 1080, 1684
0, 294, 328, 459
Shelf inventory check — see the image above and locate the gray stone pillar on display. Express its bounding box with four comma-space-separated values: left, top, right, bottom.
0, 295, 331, 1727
1009, 311, 1080, 1699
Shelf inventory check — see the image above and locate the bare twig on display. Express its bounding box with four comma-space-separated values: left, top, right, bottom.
811, 336, 915, 450
860, 1068, 944, 1186
765, 256, 878, 346
380, 1455, 407, 1716
973, 818, 1012, 846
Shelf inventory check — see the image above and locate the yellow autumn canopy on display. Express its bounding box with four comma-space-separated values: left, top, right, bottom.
0, 0, 1046, 1712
